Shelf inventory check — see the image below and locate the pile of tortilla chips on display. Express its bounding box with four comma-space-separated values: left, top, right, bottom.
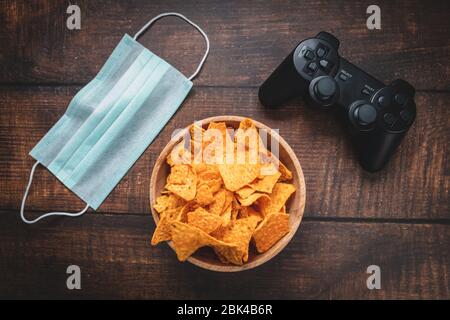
151, 118, 296, 265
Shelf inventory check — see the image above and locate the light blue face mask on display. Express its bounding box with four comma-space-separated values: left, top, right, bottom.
20, 12, 210, 224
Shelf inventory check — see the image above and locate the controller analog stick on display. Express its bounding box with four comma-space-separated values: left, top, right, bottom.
308, 76, 339, 107
314, 77, 337, 100
353, 104, 377, 126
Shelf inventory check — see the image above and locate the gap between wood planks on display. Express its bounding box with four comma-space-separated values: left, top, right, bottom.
0, 83, 449, 93
3, 208, 449, 226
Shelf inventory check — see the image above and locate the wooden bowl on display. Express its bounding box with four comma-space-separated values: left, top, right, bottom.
150, 116, 306, 272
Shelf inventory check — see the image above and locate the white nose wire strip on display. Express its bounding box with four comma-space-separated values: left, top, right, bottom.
133, 12, 210, 81
20, 161, 90, 224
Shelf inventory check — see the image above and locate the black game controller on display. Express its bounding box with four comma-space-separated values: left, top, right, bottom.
258, 32, 416, 172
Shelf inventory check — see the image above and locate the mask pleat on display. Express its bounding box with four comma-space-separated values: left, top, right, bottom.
52, 51, 159, 180
29, 34, 193, 209
30, 35, 144, 167
70, 66, 192, 209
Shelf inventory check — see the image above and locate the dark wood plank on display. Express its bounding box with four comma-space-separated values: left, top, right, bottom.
0, 210, 448, 299
0, 0, 449, 90
0, 86, 448, 219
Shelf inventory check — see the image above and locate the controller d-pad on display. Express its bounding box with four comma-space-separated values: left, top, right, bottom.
316, 45, 329, 58
294, 38, 339, 80
304, 49, 315, 60
299, 46, 315, 60
307, 62, 318, 72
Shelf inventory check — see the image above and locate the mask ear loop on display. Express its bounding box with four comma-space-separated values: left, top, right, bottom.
133, 12, 210, 81
20, 161, 90, 224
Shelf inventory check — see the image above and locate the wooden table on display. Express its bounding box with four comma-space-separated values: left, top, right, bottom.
0, 0, 448, 299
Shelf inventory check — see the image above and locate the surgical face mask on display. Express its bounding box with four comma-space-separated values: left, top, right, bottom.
20, 12, 210, 224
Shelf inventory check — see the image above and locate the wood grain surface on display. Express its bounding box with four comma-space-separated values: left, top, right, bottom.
0, 210, 448, 299
0, 0, 449, 299
0, 0, 449, 89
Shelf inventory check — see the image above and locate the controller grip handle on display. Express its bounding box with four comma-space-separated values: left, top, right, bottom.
355, 130, 406, 172
258, 51, 307, 107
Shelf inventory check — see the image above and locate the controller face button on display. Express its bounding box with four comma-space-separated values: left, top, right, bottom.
377, 95, 390, 107
319, 59, 332, 71
304, 49, 315, 60
319, 59, 328, 68
400, 109, 413, 122
354, 104, 377, 125
394, 93, 407, 105
307, 62, 318, 72
383, 113, 396, 126
314, 77, 337, 101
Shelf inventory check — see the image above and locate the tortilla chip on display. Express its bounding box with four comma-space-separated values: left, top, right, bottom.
236, 186, 255, 199
195, 184, 215, 206
177, 202, 198, 222
252, 212, 290, 253
195, 165, 223, 195
269, 183, 296, 214
207, 122, 234, 146
166, 164, 197, 201
208, 189, 233, 216
250, 167, 281, 194
224, 190, 235, 210
201, 122, 234, 164
170, 221, 235, 261
195, 163, 220, 177
151, 215, 172, 245
187, 207, 223, 234
237, 193, 271, 207
214, 217, 260, 265
239, 206, 263, 223
167, 140, 192, 166
189, 123, 205, 138
231, 196, 240, 221
220, 204, 232, 227
259, 151, 292, 181
160, 207, 182, 221
218, 163, 260, 191
235, 118, 264, 153
153, 194, 186, 214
